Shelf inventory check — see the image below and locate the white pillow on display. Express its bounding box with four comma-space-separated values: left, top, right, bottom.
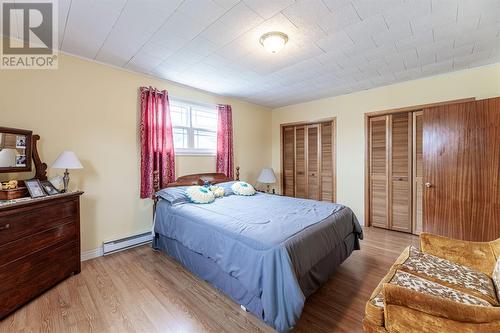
231, 181, 256, 196
186, 186, 215, 204
209, 185, 225, 198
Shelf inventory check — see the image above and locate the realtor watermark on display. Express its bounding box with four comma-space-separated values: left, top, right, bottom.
1, 1, 58, 69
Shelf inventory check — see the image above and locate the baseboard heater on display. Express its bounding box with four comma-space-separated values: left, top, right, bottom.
103, 232, 153, 256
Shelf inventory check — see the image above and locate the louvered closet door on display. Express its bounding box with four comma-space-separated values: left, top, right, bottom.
294, 126, 307, 198
390, 113, 412, 233
320, 121, 335, 202
369, 116, 389, 228
307, 125, 320, 200
412, 111, 423, 234
282, 126, 295, 197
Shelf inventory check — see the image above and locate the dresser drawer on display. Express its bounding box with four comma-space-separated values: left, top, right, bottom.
0, 240, 79, 318
0, 198, 77, 246
0, 219, 77, 267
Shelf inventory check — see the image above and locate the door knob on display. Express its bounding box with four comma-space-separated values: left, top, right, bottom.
425, 182, 432, 188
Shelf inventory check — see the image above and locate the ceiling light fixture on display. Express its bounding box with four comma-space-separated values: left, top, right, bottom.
259, 31, 288, 54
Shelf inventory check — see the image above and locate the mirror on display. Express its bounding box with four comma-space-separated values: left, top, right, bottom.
0, 127, 33, 173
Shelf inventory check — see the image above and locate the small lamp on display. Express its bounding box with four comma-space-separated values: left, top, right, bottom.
257, 168, 277, 193
51, 151, 83, 192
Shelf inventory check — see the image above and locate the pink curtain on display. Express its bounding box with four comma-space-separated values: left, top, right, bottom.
216, 104, 234, 179
140, 87, 175, 198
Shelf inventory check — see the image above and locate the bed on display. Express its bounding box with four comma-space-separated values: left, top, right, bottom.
152, 173, 362, 332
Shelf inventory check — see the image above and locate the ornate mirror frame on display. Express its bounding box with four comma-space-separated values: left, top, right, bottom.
0, 127, 47, 180
0, 127, 33, 173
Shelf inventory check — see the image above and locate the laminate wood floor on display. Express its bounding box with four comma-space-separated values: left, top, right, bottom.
0, 227, 418, 333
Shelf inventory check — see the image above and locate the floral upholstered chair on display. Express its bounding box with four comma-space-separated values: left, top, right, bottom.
364, 233, 500, 333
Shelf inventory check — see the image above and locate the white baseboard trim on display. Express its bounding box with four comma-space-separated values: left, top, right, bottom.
81, 247, 103, 262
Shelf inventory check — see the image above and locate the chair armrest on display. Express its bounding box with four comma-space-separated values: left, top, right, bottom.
383, 284, 500, 324
419, 233, 496, 276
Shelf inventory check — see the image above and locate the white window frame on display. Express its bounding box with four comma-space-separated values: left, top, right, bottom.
171, 99, 218, 156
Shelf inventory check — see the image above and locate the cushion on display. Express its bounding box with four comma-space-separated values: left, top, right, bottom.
370, 270, 493, 310
185, 186, 215, 204
216, 181, 238, 196
156, 187, 189, 205
365, 246, 413, 327
209, 185, 225, 198
231, 181, 256, 196
493, 258, 500, 302
400, 246, 497, 305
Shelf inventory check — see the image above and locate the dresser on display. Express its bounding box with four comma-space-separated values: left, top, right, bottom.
0, 191, 83, 319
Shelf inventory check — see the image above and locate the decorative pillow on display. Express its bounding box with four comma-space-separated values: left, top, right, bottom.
231, 181, 256, 196
209, 185, 225, 198
493, 258, 500, 302
217, 181, 238, 196
186, 186, 215, 204
156, 187, 189, 205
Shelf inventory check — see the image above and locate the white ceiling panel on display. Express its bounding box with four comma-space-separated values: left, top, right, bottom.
200, 2, 263, 46
52, 0, 500, 108
95, 0, 183, 66
243, 0, 295, 19
61, 0, 127, 59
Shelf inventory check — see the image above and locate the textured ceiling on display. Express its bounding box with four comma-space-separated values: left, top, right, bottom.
10, 0, 500, 107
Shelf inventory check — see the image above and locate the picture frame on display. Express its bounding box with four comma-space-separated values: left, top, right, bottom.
16, 135, 27, 149
25, 179, 47, 198
40, 180, 59, 196
15, 154, 27, 167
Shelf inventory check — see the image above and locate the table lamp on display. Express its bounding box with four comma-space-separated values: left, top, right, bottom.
51, 151, 83, 192
257, 167, 277, 193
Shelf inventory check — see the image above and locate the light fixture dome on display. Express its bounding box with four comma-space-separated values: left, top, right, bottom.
259, 31, 288, 54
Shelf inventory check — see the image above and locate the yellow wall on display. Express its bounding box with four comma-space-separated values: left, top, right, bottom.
0, 52, 271, 252
271, 63, 500, 225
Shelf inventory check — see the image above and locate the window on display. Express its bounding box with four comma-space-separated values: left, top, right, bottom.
171, 100, 218, 155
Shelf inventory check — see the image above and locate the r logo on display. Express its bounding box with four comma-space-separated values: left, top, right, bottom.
2, 2, 53, 54
1, 1, 58, 69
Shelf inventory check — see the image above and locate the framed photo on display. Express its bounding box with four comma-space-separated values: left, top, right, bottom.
49, 175, 64, 192
15, 155, 27, 167
16, 135, 27, 149
41, 180, 59, 195
25, 179, 47, 198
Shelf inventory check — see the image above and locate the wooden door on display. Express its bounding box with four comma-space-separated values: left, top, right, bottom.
282, 126, 295, 197
294, 126, 307, 199
423, 98, 500, 241
390, 113, 412, 232
369, 116, 389, 229
307, 125, 320, 200
412, 111, 423, 234
320, 121, 335, 202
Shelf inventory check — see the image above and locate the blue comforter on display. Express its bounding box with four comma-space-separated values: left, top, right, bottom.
154, 192, 362, 332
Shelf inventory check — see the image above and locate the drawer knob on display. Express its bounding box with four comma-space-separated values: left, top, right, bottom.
0, 223, 10, 230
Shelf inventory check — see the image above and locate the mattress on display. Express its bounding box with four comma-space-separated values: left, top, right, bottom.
153, 192, 362, 332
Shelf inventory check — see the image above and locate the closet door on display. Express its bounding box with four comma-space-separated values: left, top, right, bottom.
424, 98, 500, 241
294, 126, 307, 198
282, 126, 295, 197
307, 124, 320, 200
412, 111, 423, 234
390, 113, 412, 233
320, 121, 335, 202
369, 116, 389, 229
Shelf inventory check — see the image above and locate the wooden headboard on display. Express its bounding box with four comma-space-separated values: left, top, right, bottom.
166, 167, 240, 187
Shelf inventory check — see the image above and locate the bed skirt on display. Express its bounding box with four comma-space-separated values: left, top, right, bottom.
153, 232, 358, 328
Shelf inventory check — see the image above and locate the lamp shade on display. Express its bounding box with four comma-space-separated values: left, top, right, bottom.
0, 148, 17, 167
257, 168, 277, 184
51, 151, 83, 169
